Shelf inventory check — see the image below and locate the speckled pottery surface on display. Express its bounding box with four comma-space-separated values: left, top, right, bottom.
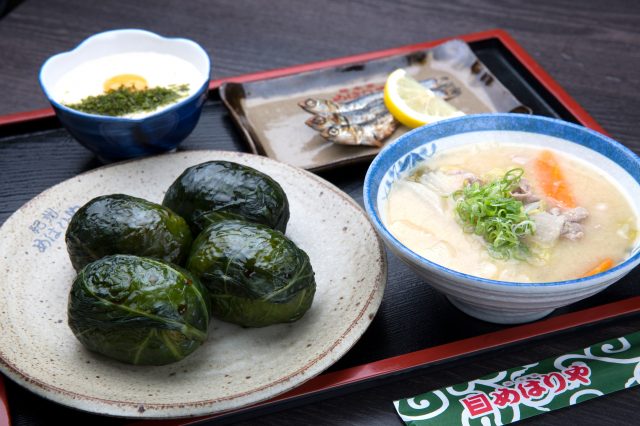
364, 113, 640, 324
0, 151, 387, 418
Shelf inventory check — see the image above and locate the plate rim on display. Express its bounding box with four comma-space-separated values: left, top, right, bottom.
0, 150, 387, 418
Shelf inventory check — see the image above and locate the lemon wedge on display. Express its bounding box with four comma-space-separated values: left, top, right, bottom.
383, 69, 464, 128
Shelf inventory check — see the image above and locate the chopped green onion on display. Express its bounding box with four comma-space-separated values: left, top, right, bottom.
453, 168, 535, 260
65, 84, 190, 117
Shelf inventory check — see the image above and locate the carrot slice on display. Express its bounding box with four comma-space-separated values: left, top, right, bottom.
581, 258, 614, 277
534, 150, 576, 208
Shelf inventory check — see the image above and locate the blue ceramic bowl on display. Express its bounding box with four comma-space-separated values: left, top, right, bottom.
364, 114, 640, 324
39, 29, 210, 162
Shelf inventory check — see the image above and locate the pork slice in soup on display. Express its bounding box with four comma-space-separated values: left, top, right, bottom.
384, 143, 638, 283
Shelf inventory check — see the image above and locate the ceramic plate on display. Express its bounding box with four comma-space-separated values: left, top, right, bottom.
0, 151, 386, 418
220, 40, 529, 171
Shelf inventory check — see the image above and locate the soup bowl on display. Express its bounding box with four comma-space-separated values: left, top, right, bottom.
363, 113, 640, 324
39, 29, 211, 162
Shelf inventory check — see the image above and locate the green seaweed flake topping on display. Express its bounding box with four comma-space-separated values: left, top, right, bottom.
453, 168, 536, 260
65, 84, 190, 117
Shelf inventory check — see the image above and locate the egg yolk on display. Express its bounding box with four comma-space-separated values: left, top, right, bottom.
103, 74, 148, 92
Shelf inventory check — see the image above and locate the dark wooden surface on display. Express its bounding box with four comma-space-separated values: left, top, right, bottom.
1, 1, 640, 425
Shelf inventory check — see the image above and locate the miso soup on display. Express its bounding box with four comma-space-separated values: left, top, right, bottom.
384, 143, 638, 282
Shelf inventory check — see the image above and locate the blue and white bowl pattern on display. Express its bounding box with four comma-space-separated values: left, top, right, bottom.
39, 29, 211, 162
364, 113, 640, 324
378, 143, 437, 207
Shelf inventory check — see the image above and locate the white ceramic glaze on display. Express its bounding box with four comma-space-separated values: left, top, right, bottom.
40, 29, 210, 113
0, 151, 386, 418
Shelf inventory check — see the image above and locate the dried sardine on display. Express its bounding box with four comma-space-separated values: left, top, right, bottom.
305, 114, 346, 131
305, 101, 389, 131
300, 92, 383, 115
299, 77, 456, 115
301, 75, 461, 147
319, 114, 399, 147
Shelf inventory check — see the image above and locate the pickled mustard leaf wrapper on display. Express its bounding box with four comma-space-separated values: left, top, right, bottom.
68, 255, 210, 365
187, 219, 315, 327
65, 194, 192, 271
162, 161, 289, 234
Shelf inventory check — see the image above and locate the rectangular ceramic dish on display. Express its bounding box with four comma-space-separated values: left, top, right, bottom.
220, 38, 529, 171
0, 29, 636, 426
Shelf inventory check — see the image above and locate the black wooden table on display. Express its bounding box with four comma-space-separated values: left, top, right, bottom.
1, 1, 640, 425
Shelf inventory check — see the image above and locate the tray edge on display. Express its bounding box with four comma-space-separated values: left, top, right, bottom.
0, 27, 624, 426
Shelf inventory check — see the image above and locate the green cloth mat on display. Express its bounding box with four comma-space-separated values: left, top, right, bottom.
394, 331, 640, 425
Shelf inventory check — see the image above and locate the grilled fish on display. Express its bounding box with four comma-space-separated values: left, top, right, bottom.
319, 113, 399, 147
299, 77, 458, 115
305, 101, 389, 131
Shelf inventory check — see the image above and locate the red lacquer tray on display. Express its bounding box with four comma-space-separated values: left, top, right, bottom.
0, 29, 637, 426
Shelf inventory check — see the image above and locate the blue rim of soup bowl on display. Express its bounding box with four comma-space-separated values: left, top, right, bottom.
38, 28, 211, 122
363, 113, 640, 288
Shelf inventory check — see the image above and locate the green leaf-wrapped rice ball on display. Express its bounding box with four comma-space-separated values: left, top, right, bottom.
65, 194, 192, 271
186, 219, 316, 327
68, 255, 210, 365
162, 161, 290, 234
